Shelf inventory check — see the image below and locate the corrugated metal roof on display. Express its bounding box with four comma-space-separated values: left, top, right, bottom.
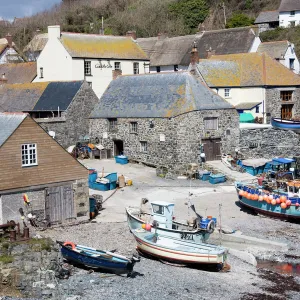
257, 41, 288, 59
90, 72, 233, 119
254, 11, 279, 24
60, 33, 148, 60
279, 0, 300, 12
0, 62, 37, 84
0, 113, 26, 147
137, 27, 256, 66
0, 82, 48, 112
235, 102, 262, 110
32, 81, 83, 111
198, 53, 300, 87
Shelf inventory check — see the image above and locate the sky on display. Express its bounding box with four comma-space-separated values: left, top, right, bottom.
0, 0, 61, 20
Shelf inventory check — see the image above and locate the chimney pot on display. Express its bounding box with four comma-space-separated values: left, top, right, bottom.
126, 31, 137, 40
190, 42, 199, 65
112, 69, 122, 80
5, 33, 12, 47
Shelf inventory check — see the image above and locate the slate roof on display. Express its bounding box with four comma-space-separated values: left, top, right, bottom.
0, 113, 26, 147
60, 33, 148, 60
235, 102, 262, 110
137, 27, 257, 66
0, 81, 83, 112
254, 11, 279, 24
32, 81, 83, 111
257, 40, 289, 59
23, 33, 48, 53
90, 72, 233, 119
0, 62, 37, 84
279, 0, 300, 12
197, 53, 300, 87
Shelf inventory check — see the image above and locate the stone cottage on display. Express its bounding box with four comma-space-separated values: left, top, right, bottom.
0, 113, 89, 226
0, 81, 98, 147
89, 72, 239, 174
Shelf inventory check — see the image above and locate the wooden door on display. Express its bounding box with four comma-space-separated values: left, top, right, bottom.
203, 138, 221, 161
281, 104, 293, 119
45, 185, 74, 225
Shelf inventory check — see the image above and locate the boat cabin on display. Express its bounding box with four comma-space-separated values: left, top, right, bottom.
150, 201, 174, 229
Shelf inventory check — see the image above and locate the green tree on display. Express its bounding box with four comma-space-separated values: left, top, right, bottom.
169, 0, 209, 31
226, 13, 254, 28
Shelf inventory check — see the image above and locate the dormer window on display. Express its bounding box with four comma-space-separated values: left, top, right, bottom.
290, 11, 295, 16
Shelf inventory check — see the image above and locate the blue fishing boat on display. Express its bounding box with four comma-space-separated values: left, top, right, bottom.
57, 241, 139, 276
271, 118, 300, 133
235, 181, 300, 220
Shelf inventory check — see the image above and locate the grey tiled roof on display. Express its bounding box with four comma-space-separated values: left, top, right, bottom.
0, 62, 37, 84
90, 72, 233, 119
235, 102, 262, 110
279, 0, 300, 12
257, 41, 288, 59
254, 11, 279, 24
0, 113, 26, 147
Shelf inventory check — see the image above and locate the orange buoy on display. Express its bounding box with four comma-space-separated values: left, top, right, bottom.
286, 200, 292, 206
281, 202, 287, 209
145, 224, 151, 231
263, 194, 268, 201
258, 195, 264, 201
142, 224, 146, 229
271, 199, 277, 205
239, 190, 244, 196
63, 241, 76, 250
244, 192, 249, 199
276, 198, 281, 204
280, 196, 287, 203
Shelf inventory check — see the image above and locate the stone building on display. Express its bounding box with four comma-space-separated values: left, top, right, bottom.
89, 72, 239, 174
0, 113, 89, 226
196, 52, 300, 123
254, 11, 279, 33
0, 81, 98, 147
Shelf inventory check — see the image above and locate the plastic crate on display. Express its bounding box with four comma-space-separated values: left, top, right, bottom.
109, 181, 117, 190
90, 181, 110, 191
88, 169, 97, 183
201, 172, 211, 181
209, 174, 226, 184
104, 172, 118, 182
115, 156, 128, 164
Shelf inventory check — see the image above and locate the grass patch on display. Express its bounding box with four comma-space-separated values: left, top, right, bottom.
27, 238, 53, 252
0, 254, 14, 264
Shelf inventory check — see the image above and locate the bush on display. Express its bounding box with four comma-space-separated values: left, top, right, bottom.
0, 255, 14, 264
226, 13, 254, 28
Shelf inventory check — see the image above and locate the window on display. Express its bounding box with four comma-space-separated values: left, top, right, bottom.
174, 65, 178, 72
289, 58, 295, 70
290, 21, 296, 27
39, 67, 43, 78
224, 88, 231, 98
84, 61, 91, 76
108, 118, 117, 131
140, 141, 148, 152
156, 66, 161, 73
204, 117, 218, 130
22, 144, 37, 167
152, 204, 164, 215
281, 104, 293, 119
290, 11, 295, 16
130, 122, 138, 133
281, 91, 293, 101
133, 62, 139, 74
114, 62, 121, 70
255, 106, 260, 113
87, 82, 92, 88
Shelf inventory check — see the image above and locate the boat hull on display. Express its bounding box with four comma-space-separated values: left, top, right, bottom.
271, 118, 300, 133
126, 207, 210, 243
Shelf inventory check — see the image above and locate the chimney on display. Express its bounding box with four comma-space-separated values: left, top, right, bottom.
48, 25, 61, 40
6, 33, 12, 48
206, 47, 215, 59
0, 73, 8, 85
112, 69, 122, 80
190, 42, 199, 65
126, 31, 137, 40
157, 33, 167, 40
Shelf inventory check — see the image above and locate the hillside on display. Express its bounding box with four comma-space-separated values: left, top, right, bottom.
0, 0, 282, 51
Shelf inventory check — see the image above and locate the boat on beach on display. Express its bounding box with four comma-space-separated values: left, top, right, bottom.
57, 241, 139, 276
126, 200, 217, 243
235, 180, 300, 220
131, 228, 228, 268
271, 118, 300, 133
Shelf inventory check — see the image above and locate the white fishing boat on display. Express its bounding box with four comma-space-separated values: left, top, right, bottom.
131, 228, 228, 267
126, 200, 217, 243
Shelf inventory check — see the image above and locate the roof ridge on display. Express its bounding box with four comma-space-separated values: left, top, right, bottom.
61, 32, 128, 39
261, 40, 288, 44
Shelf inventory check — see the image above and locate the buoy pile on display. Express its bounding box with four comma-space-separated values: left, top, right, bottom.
142, 223, 152, 231
238, 188, 298, 209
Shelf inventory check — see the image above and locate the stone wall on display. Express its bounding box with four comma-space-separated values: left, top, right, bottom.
266, 87, 300, 120
37, 82, 99, 148
89, 108, 239, 174
73, 178, 89, 221
239, 127, 300, 158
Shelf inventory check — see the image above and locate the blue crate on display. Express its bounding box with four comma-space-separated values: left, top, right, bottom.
88, 169, 97, 183
209, 174, 226, 184
104, 172, 118, 182
115, 156, 128, 164
201, 172, 211, 181
90, 181, 110, 191
109, 181, 117, 190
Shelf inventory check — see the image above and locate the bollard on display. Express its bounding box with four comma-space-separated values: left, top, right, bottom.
10, 230, 16, 241
23, 227, 29, 239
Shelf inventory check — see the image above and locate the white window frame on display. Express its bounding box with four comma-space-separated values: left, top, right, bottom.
115, 62, 121, 70
84, 61, 91, 76
133, 62, 139, 74
87, 81, 92, 88
204, 117, 218, 130
22, 143, 38, 167
140, 141, 148, 152
130, 122, 138, 133
224, 88, 231, 98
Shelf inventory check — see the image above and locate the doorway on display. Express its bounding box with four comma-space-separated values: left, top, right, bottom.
202, 138, 221, 161
281, 104, 293, 119
114, 140, 124, 156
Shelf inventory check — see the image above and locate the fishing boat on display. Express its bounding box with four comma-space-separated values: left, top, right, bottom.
271, 118, 300, 133
235, 180, 300, 220
126, 200, 217, 243
57, 241, 139, 276
131, 228, 228, 268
